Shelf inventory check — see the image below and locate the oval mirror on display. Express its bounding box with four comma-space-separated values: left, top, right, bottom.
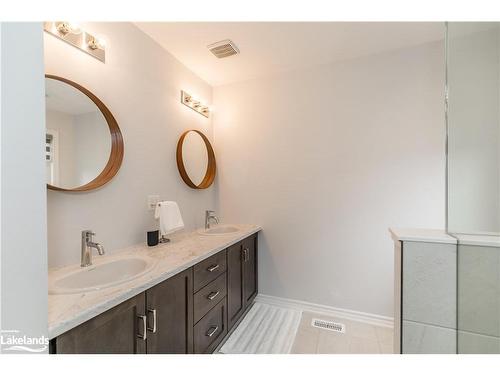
176, 130, 216, 189
45, 75, 124, 191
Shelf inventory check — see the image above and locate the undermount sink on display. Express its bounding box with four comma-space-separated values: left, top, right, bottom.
198, 225, 240, 236
49, 257, 156, 295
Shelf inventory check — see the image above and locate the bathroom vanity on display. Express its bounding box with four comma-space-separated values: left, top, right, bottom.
48, 225, 260, 354
43, 71, 254, 354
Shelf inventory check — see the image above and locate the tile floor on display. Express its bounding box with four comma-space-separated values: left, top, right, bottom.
290, 311, 394, 354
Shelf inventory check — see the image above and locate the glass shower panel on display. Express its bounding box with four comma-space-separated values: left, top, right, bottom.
457, 242, 500, 353
447, 22, 500, 354
447, 22, 500, 235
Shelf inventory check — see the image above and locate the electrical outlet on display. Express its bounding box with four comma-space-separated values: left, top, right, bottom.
147, 195, 160, 211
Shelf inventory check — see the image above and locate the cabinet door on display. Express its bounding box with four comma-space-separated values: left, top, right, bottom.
243, 234, 258, 306
54, 293, 146, 354
146, 268, 193, 354
227, 241, 245, 330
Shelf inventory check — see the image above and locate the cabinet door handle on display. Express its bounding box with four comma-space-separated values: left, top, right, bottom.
207, 264, 220, 272
243, 248, 250, 262
147, 308, 157, 333
206, 325, 219, 337
137, 315, 147, 340
207, 291, 220, 300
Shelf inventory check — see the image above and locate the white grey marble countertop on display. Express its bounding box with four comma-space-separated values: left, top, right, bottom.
389, 228, 457, 244
390, 228, 500, 247
48, 224, 261, 339
453, 233, 500, 248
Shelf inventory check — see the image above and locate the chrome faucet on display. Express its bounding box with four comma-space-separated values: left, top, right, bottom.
81, 230, 105, 267
205, 210, 219, 230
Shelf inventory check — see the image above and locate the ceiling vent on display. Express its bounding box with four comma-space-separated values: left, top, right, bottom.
207, 39, 239, 58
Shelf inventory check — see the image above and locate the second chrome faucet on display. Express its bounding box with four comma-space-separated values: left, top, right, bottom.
205, 210, 219, 230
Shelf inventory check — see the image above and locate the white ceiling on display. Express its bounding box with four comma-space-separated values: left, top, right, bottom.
135, 22, 445, 87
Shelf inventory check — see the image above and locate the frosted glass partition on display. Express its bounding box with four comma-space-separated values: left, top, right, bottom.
457, 242, 500, 353
446, 22, 500, 235
447, 22, 500, 354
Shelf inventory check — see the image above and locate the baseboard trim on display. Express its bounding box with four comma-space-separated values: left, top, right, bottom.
255, 294, 394, 328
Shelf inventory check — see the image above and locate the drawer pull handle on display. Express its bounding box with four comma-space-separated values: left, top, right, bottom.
137, 315, 147, 341
206, 325, 219, 338
207, 291, 220, 300
242, 248, 250, 262
147, 309, 157, 333
207, 264, 220, 272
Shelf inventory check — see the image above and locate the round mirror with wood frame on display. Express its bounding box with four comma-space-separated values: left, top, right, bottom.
45, 75, 124, 192
176, 130, 216, 189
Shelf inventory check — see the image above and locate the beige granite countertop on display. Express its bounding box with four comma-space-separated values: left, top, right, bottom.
48, 224, 261, 339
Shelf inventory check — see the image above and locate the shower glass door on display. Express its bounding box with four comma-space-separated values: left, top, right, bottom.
446, 22, 500, 354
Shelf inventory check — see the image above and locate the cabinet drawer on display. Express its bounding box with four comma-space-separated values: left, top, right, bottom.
194, 272, 227, 323
193, 298, 227, 354
193, 250, 227, 292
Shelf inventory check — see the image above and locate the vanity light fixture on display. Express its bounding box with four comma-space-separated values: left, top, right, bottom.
44, 22, 106, 63
181, 90, 210, 118
55, 22, 81, 36
87, 35, 106, 51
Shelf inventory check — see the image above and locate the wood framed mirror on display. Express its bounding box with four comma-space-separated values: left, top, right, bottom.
176, 130, 216, 189
45, 75, 124, 192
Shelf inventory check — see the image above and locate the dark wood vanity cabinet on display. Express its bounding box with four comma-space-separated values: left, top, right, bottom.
51, 233, 258, 354
145, 268, 193, 354
227, 234, 258, 331
192, 250, 229, 353
227, 242, 245, 329
194, 298, 227, 353
242, 235, 258, 307
53, 293, 147, 354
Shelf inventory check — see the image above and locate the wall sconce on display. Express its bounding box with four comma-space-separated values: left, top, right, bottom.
44, 22, 106, 63
181, 91, 210, 118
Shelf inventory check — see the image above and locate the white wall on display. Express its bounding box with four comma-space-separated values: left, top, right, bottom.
214, 41, 445, 317
1, 23, 48, 352
45, 23, 214, 268
1, 21, 3, 340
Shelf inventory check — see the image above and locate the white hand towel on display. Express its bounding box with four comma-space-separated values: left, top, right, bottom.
154, 201, 185, 236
